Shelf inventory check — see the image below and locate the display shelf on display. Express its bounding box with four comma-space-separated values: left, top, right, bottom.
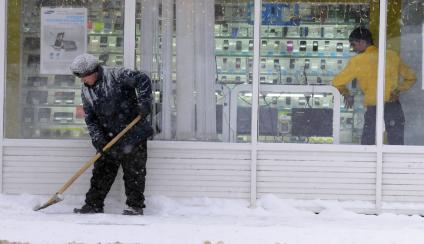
89, 51, 124, 55
21, 104, 82, 108
22, 85, 81, 90
215, 36, 352, 41
87, 32, 123, 36
215, 52, 354, 58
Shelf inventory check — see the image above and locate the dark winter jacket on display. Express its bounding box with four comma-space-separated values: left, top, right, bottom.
81, 66, 154, 156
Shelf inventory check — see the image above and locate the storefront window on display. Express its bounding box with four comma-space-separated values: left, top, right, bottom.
5, 1, 125, 139
9, 0, 411, 146
258, 1, 376, 144
215, 1, 254, 142
383, 0, 423, 145
140, 0, 254, 142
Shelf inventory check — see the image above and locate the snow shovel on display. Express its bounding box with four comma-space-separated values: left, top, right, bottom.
33, 115, 142, 211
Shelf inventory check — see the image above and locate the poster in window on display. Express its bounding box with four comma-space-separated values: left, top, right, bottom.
40, 7, 87, 74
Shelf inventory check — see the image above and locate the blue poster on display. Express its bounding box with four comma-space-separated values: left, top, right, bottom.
248, 3, 300, 26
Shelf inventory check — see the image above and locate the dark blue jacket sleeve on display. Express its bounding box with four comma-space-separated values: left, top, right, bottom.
118, 69, 153, 117
81, 92, 109, 151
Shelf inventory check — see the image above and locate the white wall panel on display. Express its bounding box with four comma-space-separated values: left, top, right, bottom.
2, 146, 122, 198
383, 152, 424, 204
257, 150, 377, 202
6, 140, 424, 214
145, 142, 251, 199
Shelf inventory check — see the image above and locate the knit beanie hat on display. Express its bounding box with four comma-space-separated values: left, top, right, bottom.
70, 53, 99, 77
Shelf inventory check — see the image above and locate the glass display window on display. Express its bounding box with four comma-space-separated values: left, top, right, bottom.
136, 0, 254, 142
258, 1, 375, 144
5, 1, 125, 139
382, 0, 423, 145
6, 0, 421, 146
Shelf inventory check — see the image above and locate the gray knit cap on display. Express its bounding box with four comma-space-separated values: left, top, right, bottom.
70, 53, 99, 77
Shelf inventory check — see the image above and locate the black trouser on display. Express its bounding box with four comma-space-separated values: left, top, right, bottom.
361, 101, 405, 145
85, 140, 148, 209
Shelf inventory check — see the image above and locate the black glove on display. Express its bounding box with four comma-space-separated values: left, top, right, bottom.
97, 147, 122, 161
93, 139, 116, 159
139, 104, 151, 121
93, 139, 107, 153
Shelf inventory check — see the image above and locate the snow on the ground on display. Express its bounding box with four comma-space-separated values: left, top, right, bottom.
1, 193, 424, 244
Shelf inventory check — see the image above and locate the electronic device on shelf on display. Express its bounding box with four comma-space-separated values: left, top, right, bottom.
54, 75, 75, 87
23, 37, 40, 50
38, 108, 51, 123
27, 76, 48, 87
23, 108, 34, 123
291, 108, 333, 137
237, 106, 278, 136
53, 112, 74, 123
26, 90, 48, 105
100, 36, 108, 48
54, 92, 75, 105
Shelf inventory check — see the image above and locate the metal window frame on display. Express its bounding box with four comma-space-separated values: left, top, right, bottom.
0, 0, 6, 193
124, 0, 137, 69
375, 0, 388, 213
250, 0, 262, 207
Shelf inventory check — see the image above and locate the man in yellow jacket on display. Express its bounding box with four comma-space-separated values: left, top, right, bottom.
332, 27, 416, 145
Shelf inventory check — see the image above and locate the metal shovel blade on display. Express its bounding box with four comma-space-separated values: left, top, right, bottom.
33, 193, 64, 211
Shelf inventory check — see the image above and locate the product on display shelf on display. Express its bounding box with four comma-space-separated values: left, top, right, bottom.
313, 41, 318, 52
27, 76, 48, 87
236, 40, 242, 51
53, 112, 74, 123
286, 40, 294, 52
23, 37, 40, 50
116, 37, 123, 47
23, 108, 35, 124
99, 36, 108, 48
53, 92, 75, 105
114, 55, 123, 66
114, 16, 123, 31
299, 40, 307, 52
320, 59, 326, 70
54, 75, 75, 87
26, 90, 48, 105
38, 108, 51, 123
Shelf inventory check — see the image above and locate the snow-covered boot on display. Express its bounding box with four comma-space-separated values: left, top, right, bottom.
73, 204, 104, 214
122, 206, 144, 215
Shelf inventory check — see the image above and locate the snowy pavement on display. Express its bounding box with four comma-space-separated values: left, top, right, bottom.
1, 194, 424, 244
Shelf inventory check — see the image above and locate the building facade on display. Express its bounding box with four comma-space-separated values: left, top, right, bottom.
0, 0, 423, 214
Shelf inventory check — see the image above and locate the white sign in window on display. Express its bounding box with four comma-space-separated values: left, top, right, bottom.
40, 7, 87, 74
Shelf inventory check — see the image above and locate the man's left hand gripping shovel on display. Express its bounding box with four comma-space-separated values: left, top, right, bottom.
33, 115, 142, 211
